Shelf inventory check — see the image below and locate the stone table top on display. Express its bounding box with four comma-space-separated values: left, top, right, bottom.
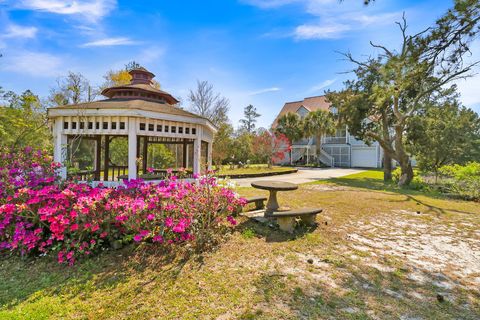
251, 180, 298, 191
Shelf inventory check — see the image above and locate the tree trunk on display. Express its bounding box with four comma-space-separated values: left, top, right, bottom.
315, 134, 321, 164
398, 157, 414, 186
383, 152, 393, 181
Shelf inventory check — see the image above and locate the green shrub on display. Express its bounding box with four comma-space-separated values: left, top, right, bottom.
392, 167, 425, 190
439, 162, 480, 200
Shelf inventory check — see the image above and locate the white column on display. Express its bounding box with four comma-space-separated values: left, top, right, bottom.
53, 118, 68, 179
128, 118, 137, 180
193, 138, 201, 175
207, 142, 213, 170
185, 145, 189, 168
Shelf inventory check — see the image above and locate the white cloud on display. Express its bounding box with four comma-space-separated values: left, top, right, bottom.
14, 0, 116, 22
81, 37, 138, 47
308, 78, 336, 92
244, 0, 402, 41
294, 23, 350, 40
240, 0, 299, 9
3, 24, 38, 39
248, 87, 281, 95
1, 51, 63, 77
136, 46, 165, 64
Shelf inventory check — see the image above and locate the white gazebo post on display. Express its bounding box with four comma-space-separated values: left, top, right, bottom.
193, 138, 201, 175
53, 118, 67, 179
128, 117, 137, 180
207, 142, 213, 170
193, 126, 203, 175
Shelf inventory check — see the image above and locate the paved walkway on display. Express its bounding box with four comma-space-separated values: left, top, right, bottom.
233, 167, 365, 187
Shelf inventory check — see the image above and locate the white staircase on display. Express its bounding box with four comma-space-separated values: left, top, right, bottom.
319, 148, 335, 167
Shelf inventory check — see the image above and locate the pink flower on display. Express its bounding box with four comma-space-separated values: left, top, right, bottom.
147, 214, 155, 221
147, 167, 154, 173
227, 216, 237, 226
165, 217, 174, 227
152, 235, 163, 243
70, 224, 79, 231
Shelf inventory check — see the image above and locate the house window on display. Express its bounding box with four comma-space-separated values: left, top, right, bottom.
140, 123, 146, 131
120, 122, 125, 130
111, 122, 117, 130
96, 122, 100, 130
103, 122, 108, 130
157, 125, 162, 132
164, 125, 169, 132
148, 124, 154, 131
185, 128, 190, 134
171, 126, 176, 133
72, 122, 77, 129
178, 127, 183, 134
88, 122, 93, 129
192, 128, 196, 135
80, 122, 85, 129
63, 122, 69, 130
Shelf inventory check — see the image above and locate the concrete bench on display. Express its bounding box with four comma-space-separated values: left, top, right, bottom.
236, 196, 268, 215
271, 208, 323, 233
245, 196, 267, 210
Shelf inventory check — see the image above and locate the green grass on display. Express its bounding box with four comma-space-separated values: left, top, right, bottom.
1, 170, 479, 319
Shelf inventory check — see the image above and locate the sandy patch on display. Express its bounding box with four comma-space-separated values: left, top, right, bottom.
344, 210, 480, 290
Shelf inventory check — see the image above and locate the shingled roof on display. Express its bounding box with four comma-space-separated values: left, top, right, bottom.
272, 95, 331, 127
49, 98, 207, 120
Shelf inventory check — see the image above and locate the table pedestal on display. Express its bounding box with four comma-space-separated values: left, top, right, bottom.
265, 190, 279, 214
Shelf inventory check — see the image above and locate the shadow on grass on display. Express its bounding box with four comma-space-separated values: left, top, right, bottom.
0, 244, 189, 310
235, 215, 318, 243
241, 254, 480, 319
323, 176, 479, 216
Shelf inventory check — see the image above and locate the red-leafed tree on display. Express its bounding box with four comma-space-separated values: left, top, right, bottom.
253, 130, 291, 168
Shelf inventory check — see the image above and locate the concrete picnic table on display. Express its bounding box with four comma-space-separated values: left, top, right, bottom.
251, 180, 298, 214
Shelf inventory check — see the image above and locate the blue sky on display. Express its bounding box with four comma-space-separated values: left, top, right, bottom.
0, 0, 479, 128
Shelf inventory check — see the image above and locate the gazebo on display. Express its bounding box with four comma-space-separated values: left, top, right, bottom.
48, 67, 216, 182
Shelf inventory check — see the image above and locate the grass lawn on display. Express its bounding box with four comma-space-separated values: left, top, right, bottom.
1, 170, 479, 319
217, 164, 294, 176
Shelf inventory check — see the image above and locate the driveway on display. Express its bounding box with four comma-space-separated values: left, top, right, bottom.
232, 167, 365, 187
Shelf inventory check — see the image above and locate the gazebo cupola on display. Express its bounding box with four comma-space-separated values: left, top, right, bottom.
47, 67, 216, 182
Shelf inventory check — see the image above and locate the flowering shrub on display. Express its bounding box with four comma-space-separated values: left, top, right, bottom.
439, 162, 480, 200
252, 131, 290, 167
0, 148, 246, 265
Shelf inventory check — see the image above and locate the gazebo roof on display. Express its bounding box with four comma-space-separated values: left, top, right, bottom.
48, 67, 217, 129
101, 83, 179, 104
49, 98, 208, 120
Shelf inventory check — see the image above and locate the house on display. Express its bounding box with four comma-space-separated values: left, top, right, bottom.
272, 95, 382, 168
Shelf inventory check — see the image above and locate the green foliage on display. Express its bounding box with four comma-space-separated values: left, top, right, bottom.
439, 162, 480, 200
0, 90, 51, 150
407, 101, 480, 176
231, 130, 253, 164
326, 2, 480, 186
239, 104, 261, 133
391, 167, 425, 190
147, 144, 176, 169
241, 228, 256, 239
303, 110, 335, 163
213, 122, 234, 165
275, 112, 304, 143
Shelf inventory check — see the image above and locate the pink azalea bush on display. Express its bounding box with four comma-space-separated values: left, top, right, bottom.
0, 147, 246, 265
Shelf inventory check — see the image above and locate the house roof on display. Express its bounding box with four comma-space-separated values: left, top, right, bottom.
272, 95, 331, 127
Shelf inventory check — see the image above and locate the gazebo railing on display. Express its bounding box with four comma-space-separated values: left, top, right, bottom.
110, 165, 128, 181
67, 170, 97, 181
